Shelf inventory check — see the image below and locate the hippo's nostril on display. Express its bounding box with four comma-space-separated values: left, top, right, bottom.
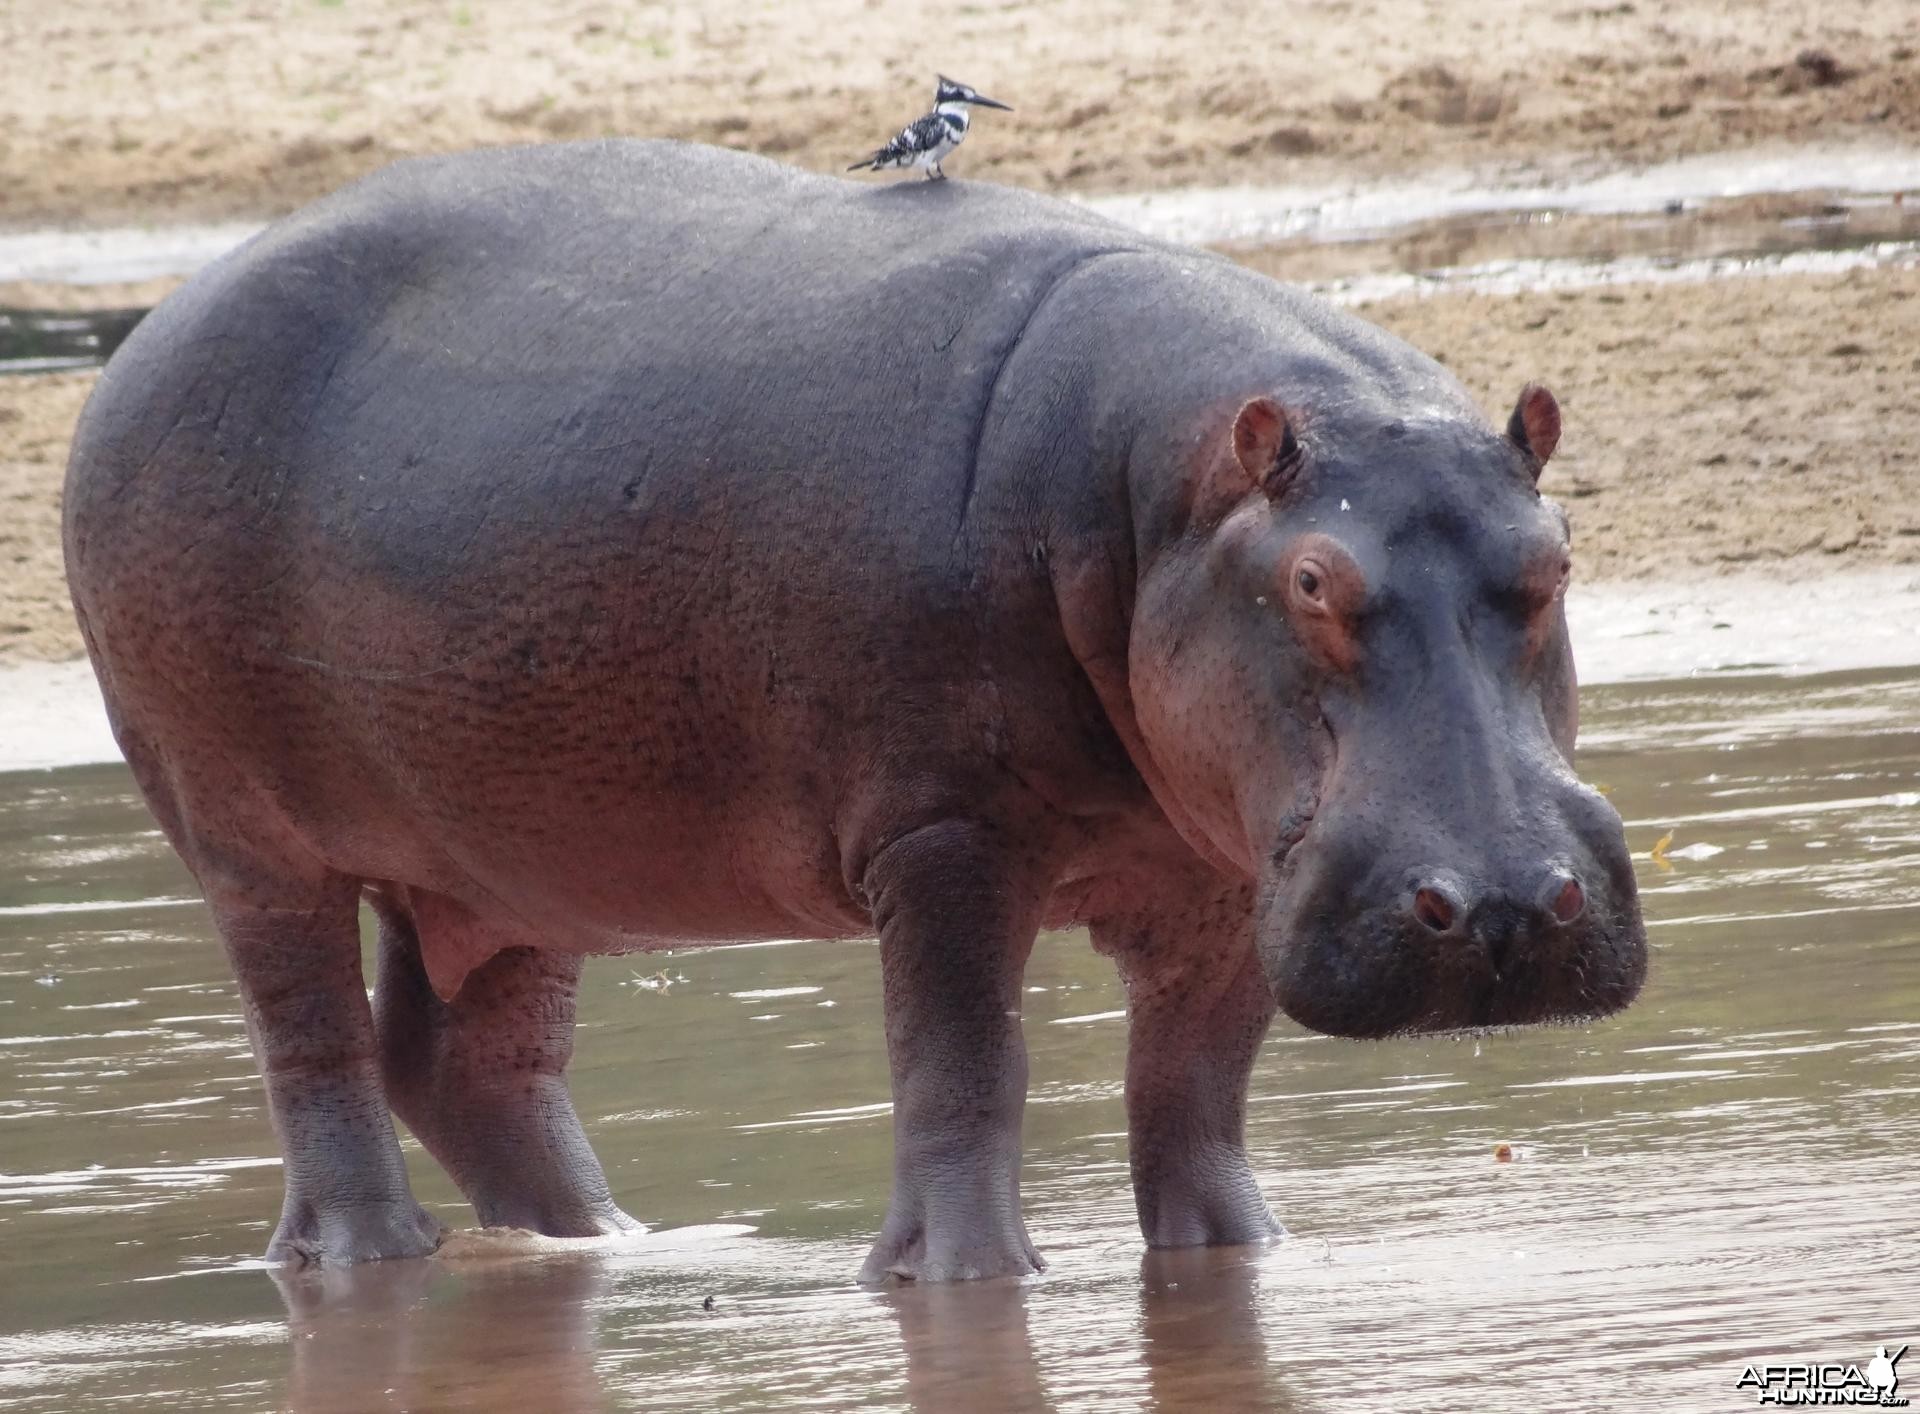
1539, 871, 1586, 925
1412, 884, 1461, 935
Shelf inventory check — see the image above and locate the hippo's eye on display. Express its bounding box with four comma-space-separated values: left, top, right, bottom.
1284, 541, 1361, 667
1291, 560, 1335, 617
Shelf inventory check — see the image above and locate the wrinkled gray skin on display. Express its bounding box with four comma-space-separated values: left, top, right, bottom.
64, 141, 1646, 1281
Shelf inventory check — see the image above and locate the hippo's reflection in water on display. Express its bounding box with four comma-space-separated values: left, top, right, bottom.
273, 1256, 611, 1414
880, 1277, 1050, 1413
270, 1244, 1297, 1412
1136, 1250, 1301, 1412
885, 1249, 1298, 1412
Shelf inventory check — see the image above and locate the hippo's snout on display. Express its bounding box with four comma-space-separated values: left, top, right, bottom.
1406, 861, 1586, 954
1257, 782, 1647, 1039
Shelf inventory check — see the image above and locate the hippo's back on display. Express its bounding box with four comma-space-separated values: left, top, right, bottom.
65, 139, 1160, 570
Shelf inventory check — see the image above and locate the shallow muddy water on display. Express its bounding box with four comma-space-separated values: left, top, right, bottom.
1, 667, 1916, 1410
0, 307, 145, 377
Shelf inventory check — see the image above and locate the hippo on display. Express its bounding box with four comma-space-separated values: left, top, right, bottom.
63, 140, 1646, 1281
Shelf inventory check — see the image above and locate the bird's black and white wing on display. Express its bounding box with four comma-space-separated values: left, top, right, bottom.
850, 111, 950, 171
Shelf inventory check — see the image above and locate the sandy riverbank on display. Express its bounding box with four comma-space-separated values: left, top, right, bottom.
2, 0, 1917, 226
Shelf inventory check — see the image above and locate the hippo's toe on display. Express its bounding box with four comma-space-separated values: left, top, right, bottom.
267, 1198, 446, 1267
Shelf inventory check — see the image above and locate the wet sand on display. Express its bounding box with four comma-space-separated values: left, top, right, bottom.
2, 0, 1917, 225
1357, 261, 1920, 581
0, 372, 90, 666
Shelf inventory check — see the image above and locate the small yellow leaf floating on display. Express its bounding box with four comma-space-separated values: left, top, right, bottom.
1494, 1142, 1514, 1163
1590, 782, 1615, 798
1650, 829, 1675, 873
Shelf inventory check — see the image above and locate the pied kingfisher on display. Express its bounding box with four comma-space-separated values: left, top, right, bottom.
848, 75, 1012, 181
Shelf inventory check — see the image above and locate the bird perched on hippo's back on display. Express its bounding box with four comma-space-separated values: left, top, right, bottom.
848, 75, 1011, 181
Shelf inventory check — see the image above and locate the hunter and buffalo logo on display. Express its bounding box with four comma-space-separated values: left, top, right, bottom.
1737, 1344, 1908, 1407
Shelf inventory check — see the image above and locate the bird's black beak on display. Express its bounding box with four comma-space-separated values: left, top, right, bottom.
967, 95, 1013, 111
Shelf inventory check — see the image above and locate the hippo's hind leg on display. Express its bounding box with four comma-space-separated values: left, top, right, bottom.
212, 882, 445, 1265
1093, 876, 1282, 1249
110, 720, 440, 1265
371, 895, 640, 1238
859, 819, 1050, 1283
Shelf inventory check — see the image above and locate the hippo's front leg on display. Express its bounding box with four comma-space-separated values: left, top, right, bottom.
1095, 878, 1282, 1249
858, 819, 1050, 1283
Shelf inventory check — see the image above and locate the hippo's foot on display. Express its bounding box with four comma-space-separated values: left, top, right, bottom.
859, 1204, 1046, 1284
373, 914, 644, 1241
473, 1189, 644, 1240
1136, 1148, 1284, 1250
267, 1196, 446, 1267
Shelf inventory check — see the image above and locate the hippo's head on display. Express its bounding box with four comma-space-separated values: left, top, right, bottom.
1125, 384, 1646, 1038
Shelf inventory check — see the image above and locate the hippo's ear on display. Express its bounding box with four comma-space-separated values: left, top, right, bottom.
1232, 397, 1303, 496
1507, 383, 1561, 475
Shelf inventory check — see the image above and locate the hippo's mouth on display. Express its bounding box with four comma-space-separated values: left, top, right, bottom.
1270, 810, 1315, 865
1260, 889, 1646, 1039
1255, 834, 1646, 1039
1266, 771, 1324, 869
